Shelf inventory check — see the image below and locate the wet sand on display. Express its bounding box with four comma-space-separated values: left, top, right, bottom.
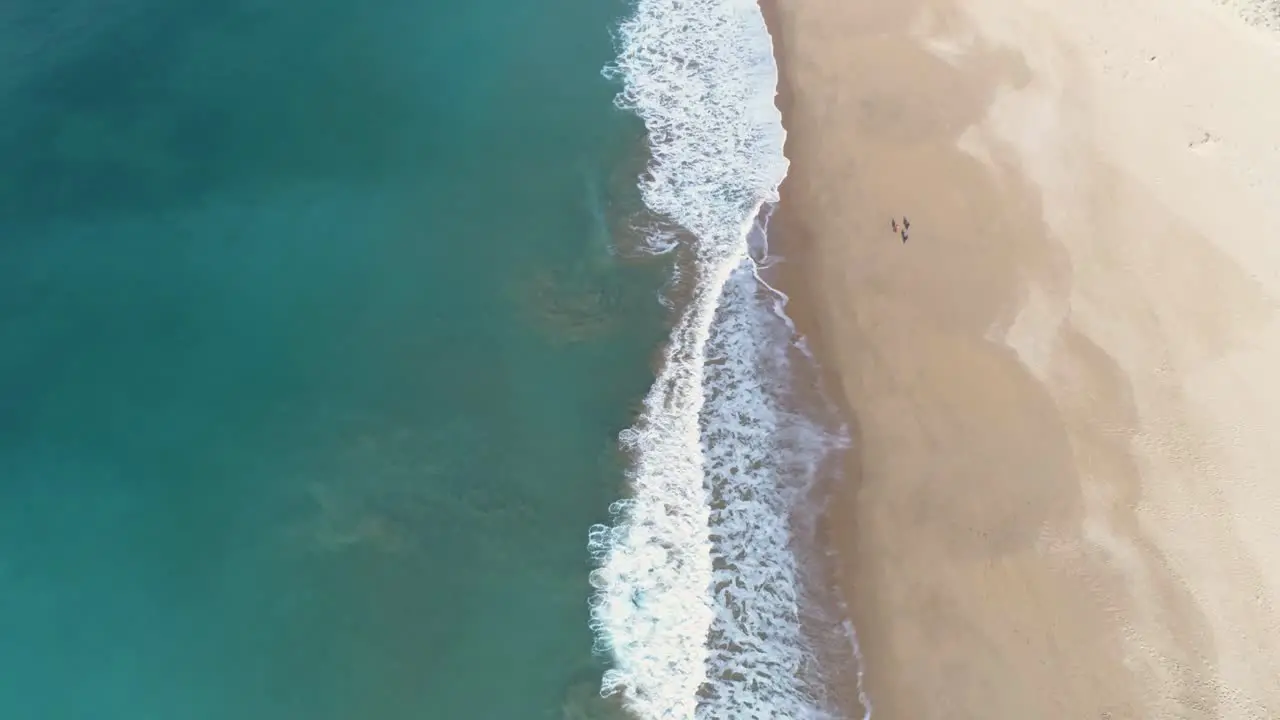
764, 0, 1280, 717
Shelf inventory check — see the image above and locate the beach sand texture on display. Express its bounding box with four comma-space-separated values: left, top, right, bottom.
767, 0, 1280, 717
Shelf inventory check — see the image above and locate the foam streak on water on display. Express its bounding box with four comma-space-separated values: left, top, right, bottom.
699, 265, 844, 719
585, 0, 822, 717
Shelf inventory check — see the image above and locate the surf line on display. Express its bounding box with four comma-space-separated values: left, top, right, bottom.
584, 0, 839, 716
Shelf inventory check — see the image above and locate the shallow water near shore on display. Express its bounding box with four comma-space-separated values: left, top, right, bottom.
585, 0, 863, 717
0, 0, 668, 718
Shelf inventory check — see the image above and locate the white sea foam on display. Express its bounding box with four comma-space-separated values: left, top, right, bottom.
585, 0, 851, 717
697, 265, 847, 719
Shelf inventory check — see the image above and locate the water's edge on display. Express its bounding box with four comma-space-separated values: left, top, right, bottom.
588, 0, 869, 717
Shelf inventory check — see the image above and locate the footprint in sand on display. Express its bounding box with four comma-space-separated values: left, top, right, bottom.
1187, 129, 1221, 154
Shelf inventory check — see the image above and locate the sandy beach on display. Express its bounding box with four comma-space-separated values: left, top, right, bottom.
765, 0, 1280, 717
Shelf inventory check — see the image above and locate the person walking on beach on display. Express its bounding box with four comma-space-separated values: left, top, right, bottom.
891, 216, 910, 243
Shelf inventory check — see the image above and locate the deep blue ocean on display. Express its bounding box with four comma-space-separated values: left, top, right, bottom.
0, 1, 666, 717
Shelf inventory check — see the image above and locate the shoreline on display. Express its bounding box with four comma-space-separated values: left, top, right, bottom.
764, 0, 1280, 717
756, 2, 875, 717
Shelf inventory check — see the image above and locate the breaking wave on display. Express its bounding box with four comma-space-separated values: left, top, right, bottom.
587, 0, 859, 718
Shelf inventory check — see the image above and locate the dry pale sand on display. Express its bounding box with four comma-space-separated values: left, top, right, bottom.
765, 0, 1280, 717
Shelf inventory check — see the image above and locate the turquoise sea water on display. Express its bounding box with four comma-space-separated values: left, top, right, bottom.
0, 1, 665, 717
